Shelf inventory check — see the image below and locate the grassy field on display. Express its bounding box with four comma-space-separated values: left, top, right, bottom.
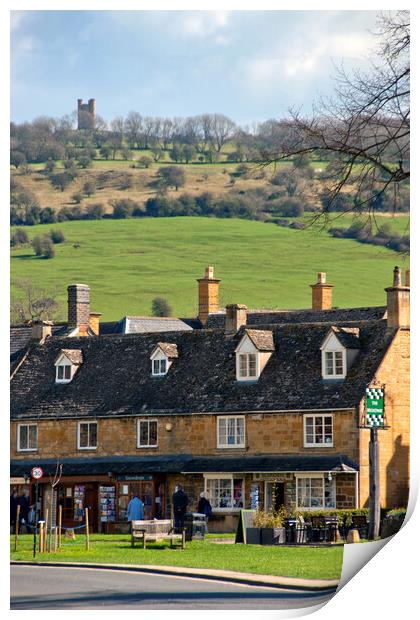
10, 216, 409, 321
10, 534, 343, 580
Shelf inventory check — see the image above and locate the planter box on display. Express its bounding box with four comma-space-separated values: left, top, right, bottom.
261, 527, 286, 545
246, 527, 261, 545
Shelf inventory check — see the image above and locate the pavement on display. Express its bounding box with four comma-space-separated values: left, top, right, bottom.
11, 560, 339, 592
10, 564, 337, 610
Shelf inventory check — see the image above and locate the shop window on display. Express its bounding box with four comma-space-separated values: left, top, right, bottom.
296, 475, 336, 509
137, 419, 158, 448
77, 421, 98, 450
204, 476, 244, 511
304, 415, 333, 447
17, 423, 37, 452
217, 416, 245, 448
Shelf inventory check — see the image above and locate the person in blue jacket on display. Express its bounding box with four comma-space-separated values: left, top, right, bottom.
127, 494, 144, 526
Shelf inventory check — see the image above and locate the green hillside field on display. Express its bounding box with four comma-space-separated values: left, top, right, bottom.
10, 216, 409, 321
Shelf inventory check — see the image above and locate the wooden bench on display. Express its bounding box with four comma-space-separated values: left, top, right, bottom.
130, 519, 186, 549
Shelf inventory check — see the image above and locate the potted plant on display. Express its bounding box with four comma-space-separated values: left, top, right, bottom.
246, 509, 263, 544
260, 507, 287, 545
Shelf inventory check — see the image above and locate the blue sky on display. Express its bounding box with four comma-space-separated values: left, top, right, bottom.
11, 10, 379, 125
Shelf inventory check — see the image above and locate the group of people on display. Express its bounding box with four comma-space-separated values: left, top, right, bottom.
126, 485, 212, 530
10, 489, 36, 533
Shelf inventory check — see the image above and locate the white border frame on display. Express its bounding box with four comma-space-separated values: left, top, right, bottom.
137, 418, 159, 448
303, 413, 334, 447
77, 420, 98, 450
216, 415, 246, 448
203, 473, 245, 513
16, 423, 38, 452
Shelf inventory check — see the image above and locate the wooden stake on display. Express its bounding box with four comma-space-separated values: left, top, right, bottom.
58, 505, 62, 549
39, 521, 44, 553
44, 509, 49, 553
14, 505, 21, 552
85, 508, 90, 550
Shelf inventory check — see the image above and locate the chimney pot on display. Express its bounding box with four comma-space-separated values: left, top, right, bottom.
393, 266, 402, 287
310, 272, 333, 311
88, 312, 102, 336
225, 304, 248, 333
31, 320, 53, 342
197, 267, 221, 325
67, 283, 91, 332
405, 269, 410, 287
385, 266, 410, 328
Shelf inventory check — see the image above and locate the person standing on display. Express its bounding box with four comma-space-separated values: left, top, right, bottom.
10, 489, 19, 533
197, 491, 212, 533
19, 489, 30, 532
127, 494, 144, 526
172, 485, 188, 532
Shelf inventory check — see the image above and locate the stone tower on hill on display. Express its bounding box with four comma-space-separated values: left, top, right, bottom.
77, 98, 96, 130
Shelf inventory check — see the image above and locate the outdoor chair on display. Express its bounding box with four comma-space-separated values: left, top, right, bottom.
308, 516, 329, 543
324, 515, 340, 542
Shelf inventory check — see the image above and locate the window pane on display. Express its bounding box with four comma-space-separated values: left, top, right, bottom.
153, 360, 159, 374
239, 355, 247, 377
335, 352, 343, 374
19, 426, 28, 450
149, 421, 158, 445
89, 423, 97, 447
233, 479, 244, 508
218, 418, 227, 445
325, 352, 334, 375
236, 418, 244, 444
139, 421, 148, 446
160, 359, 167, 374
64, 365, 71, 380
57, 366, 64, 380
79, 424, 88, 447
28, 425, 37, 449
227, 418, 236, 444
248, 354, 257, 377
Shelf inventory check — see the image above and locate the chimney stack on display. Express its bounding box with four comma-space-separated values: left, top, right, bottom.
31, 320, 53, 342
197, 266, 221, 325
385, 266, 410, 328
310, 272, 334, 311
88, 312, 102, 336
67, 284, 90, 333
225, 304, 248, 333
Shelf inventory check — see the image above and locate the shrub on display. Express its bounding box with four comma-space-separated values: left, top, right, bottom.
83, 180, 96, 197
39, 207, 57, 224
138, 156, 153, 169
85, 203, 105, 220
152, 297, 173, 317
32, 235, 55, 259
10, 228, 29, 246
111, 198, 139, 218
49, 229, 65, 244
72, 191, 84, 204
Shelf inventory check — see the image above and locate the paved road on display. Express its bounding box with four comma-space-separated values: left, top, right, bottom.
10, 565, 336, 610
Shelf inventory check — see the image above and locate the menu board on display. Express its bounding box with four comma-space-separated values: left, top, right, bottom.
99, 486, 116, 522
74, 485, 85, 521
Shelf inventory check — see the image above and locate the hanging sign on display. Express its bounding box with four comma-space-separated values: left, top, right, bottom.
365, 387, 385, 427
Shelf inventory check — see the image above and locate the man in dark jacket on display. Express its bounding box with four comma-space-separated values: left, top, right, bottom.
10, 490, 19, 532
172, 485, 189, 531
19, 490, 31, 533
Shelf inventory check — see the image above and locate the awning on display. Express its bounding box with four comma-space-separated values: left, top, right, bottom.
11, 454, 358, 478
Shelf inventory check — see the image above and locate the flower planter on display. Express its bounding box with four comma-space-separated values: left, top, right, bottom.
261, 527, 286, 545
246, 527, 262, 545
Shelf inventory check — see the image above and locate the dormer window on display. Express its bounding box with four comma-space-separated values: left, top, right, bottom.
235, 329, 275, 382
54, 349, 83, 383
320, 327, 360, 380
150, 342, 178, 377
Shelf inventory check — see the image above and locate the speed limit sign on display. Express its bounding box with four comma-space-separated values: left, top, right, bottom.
31, 467, 43, 480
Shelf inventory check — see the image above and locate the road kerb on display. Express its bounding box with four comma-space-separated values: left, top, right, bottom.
10, 561, 339, 592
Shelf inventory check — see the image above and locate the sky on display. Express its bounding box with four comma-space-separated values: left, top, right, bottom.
11, 10, 380, 125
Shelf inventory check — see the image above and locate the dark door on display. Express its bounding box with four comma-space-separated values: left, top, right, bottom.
85, 485, 98, 532
273, 483, 285, 511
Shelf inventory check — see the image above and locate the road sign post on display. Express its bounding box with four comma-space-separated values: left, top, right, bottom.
361, 387, 387, 540
31, 467, 43, 558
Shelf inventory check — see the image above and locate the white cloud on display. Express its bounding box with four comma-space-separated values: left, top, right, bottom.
179, 10, 231, 38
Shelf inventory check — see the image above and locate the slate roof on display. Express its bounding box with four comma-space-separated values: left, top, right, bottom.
244, 329, 275, 351
154, 342, 179, 359
117, 316, 199, 334
10, 319, 395, 420
59, 349, 83, 365
329, 327, 361, 349
10, 454, 358, 477
206, 306, 386, 329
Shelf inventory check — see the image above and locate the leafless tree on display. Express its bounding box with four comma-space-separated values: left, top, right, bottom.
124, 111, 143, 149
263, 11, 409, 218
11, 279, 61, 323
211, 114, 237, 153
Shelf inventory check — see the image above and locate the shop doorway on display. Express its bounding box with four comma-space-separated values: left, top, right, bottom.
265, 482, 285, 512
118, 481, 155, 521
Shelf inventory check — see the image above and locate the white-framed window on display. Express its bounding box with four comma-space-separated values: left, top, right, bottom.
304, 415, 333, 447
17, 423, 38, 452
217, 416, 245, 448
238, 353, 258, 379
77, 421, 98, 450
152, 358, 167, 376
322, 350, 345, 378
56, 361, 73, 383
204, 475, 244, 511
137, 419, 158, 448
295, 474, 336, 509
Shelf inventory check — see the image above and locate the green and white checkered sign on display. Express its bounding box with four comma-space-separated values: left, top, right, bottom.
365, 387, 385, 427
